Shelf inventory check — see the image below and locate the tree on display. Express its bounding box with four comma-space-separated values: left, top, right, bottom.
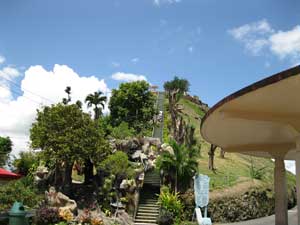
30, 103, 108, 193
109, 81, 156, 133
156, 139, 198, 192
0, 136, 12, 167
208, 144, 217, 171
85, 91, 107, 120
13, 151, 38, 176
164, 77, 189, 143
84, 91, 107, 184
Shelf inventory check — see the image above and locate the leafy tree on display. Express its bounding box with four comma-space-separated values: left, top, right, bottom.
85, 91, 107, 120
164, 76, 189, 101
30, 103, 108, 192
156, 139, 198, 192
109, 80, 156, 134
0, 136, 12, 167
13, 151, 38, 176
110, 122, 135, 139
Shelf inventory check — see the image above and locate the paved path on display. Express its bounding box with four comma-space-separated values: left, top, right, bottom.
152, 92, 164, 141
216, 208, 297, 225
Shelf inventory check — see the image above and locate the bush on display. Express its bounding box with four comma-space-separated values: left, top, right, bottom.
13, 151, 39, 176
158, 209, 174, 225
36, 206, 60, 225
110, 122, 135, 139
0, 177, 42, 211
158, 188, 183, 219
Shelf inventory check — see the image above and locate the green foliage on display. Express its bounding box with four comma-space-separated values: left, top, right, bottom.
85, 91, 107, 120
30, 102, 109, 168
156, 139, 198, 192
249, 157, 267, 180
99, 151, 132, 178
109, 80, 156, 133
110, 122, 135, 139
13, 151, 38, 176
158, 187, 183, 220
0, 136, 12, 166
164, 76, 189, 101
0, 178, 42, 211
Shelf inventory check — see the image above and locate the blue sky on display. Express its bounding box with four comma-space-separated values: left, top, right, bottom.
1, 0, 299, 105
0, 0, 300, 165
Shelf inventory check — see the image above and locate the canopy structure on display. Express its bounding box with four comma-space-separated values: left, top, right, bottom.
0, 168, 21, 179
201, 65, 300, 225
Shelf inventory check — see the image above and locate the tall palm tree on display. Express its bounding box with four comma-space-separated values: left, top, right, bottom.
85, 91, 107, 120
83, 91, 107, 184
156, 139, 198, 192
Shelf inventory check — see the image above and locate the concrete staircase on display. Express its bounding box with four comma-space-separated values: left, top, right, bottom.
134, 171, 160, 225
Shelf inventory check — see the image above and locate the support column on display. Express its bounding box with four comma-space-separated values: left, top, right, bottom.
296, 156, 300, 225
274, 156, 288, 225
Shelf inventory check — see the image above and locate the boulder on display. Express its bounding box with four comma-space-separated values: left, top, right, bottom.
45, 187, 77, 213
161, 143, 174, 155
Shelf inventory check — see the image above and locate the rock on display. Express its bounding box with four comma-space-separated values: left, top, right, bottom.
131, 150, 142, 160
45, 187, 77, 213
161, 143, 174, 155
143, 137, 161, 147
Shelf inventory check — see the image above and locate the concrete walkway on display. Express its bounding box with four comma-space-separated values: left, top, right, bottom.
216, 208, 297, 225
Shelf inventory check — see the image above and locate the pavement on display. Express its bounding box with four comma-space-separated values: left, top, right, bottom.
216, 208, 297, 225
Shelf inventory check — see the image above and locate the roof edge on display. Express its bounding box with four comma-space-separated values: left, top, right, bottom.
200, 65, 300, 133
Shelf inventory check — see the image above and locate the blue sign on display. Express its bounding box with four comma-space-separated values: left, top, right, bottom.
194, 174, 210, 208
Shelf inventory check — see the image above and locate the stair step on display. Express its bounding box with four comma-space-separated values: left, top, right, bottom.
136, 215, 158, 220
134, 223, 158, 225
137, 212, 159, 216
134, 219, 157, 223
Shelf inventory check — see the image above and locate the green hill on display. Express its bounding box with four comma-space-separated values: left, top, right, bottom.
164, 94, 296, 194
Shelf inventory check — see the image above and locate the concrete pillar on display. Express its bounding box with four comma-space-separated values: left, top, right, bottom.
274, 156, 288, 225
296, 157, 300, 225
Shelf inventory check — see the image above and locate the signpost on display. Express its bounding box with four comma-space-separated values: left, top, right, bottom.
194, 174, 212, 225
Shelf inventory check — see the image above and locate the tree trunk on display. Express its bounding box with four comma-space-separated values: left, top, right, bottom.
63, 161, 73, 195
208, 144, 217, 170
220, 149, 225, 158
84, 159, 94, 184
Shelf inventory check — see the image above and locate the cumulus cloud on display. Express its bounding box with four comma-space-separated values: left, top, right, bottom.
0, 64, 110, 155
0, 66, 21, 101
154, 0, 181, 6
111, 72, 147, 82
229, 19, 300, 64
0, 55, 5, 64
228, 19, 273, 55
269, 25, 300, 61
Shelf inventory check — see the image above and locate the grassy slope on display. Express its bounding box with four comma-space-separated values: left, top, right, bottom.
164, 96, 296, 194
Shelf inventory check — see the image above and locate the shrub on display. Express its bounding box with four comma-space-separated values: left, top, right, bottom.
36, 206, 60, 225
249, 158, 267, 180
158, 188, 183, 219
0, 178, 42, 211
110, 122, 135, 139
13, 151, 39, 176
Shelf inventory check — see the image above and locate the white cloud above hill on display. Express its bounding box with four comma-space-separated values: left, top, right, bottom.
0, 64, 110, 155
111, 72, 147, 82
229, 19, 300, 65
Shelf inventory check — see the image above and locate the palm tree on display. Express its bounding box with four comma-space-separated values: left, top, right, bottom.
156, 139, 198, 192
83, 91, 107, 184
85, 91, 107, 120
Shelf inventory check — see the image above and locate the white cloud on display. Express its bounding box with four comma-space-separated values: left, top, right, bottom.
154, 0, 181, 6
111, 72, 147, 82
285, 160, 295, 174
269, 25, 300, 61
229, 20, 300, 64
0, 55, 5, 64
131, 58, 140, 64
0, 66, 21, 101
228, 19, 273, 55
0, 64, 110, 155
